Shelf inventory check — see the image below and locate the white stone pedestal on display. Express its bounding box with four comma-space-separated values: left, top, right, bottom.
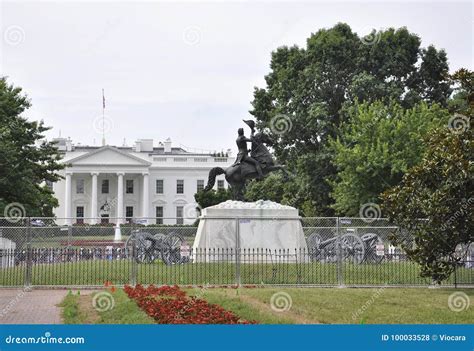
192, 200, 308, 262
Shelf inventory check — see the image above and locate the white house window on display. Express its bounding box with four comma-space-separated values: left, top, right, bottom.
197, 179, 204, 192
176, 206, 183, 225
217, 180, 224, 190
101, 179, 109, 194
176, 180, 184, 194
76, 206, 84, 224
156, 179, 164, 194
156, 206, 163, 225
76, 179, 85, 194
126, 179, 134, 194
126, 206, 133, 219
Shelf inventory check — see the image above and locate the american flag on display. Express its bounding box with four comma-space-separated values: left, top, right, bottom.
102, 89, 105, 109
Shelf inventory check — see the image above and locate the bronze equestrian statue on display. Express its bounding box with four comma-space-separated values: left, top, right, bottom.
204, 119, 288, 200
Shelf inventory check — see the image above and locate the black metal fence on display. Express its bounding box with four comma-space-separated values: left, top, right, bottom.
0, 217, 472, 288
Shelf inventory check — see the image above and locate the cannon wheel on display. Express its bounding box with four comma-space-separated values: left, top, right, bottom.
161, 232, 185, 265
340, 233, 365, 264
125, 232, 157, 263
306, 233, 322, 261
361, 233, 384, 263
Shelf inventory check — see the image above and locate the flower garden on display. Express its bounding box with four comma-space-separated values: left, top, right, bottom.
123, 284, 257, 324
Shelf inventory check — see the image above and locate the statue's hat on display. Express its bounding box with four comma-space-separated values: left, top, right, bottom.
243, 119, 255, 129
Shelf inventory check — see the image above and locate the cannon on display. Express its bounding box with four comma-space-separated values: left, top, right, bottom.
306, 230, 384, 264
125, 229, 188, 265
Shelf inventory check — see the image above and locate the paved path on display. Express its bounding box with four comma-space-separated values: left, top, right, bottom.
0, 289, 68, 324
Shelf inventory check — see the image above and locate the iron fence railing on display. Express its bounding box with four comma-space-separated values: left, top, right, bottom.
0, 217, 472, 288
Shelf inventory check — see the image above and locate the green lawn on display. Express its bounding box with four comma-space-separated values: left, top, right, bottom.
59, 287, 474, 324
60, 289, 154, 324
220, 287, 474, 324
2, 259, 472, 286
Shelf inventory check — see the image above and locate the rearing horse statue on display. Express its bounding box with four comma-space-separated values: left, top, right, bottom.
204, 120, 288, 201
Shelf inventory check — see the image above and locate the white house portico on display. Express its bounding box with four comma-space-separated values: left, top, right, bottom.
52, 138, 234, 225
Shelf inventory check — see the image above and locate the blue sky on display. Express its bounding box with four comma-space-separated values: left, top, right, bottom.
1, 0, 472, 152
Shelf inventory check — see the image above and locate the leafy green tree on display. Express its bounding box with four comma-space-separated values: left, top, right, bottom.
250, 23, 451, 215
244, 173, 318, 215
244, 173, 286, 203
0, 78, 64, 217
382, 124, 473, 282
194, 189, 232, 209
330, 101, 449, 215
448, 68, 473, 116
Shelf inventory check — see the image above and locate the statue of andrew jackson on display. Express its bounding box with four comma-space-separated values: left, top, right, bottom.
204, 119, 288, 201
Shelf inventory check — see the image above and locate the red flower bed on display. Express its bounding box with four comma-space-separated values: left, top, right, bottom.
124, 284, 257, 324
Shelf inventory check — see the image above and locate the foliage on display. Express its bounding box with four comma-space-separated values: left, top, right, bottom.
382, 124, 473, 282
124, 284, 257, 324
244, 173, 287, 203
0, 77, 64, 217
194, 188, 232, 209
244, 172, 319, 215
250, 23, 452, 215
448, 68, 474, 116
330, 101, 449, 215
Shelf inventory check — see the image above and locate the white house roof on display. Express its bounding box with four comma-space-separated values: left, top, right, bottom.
66, 146, 152, 166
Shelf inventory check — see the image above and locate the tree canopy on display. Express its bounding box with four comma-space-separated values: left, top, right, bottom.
250, 23, 451, 215
330, 101, 449, 215
0, 77, 64, 218
381, 124, 473, 282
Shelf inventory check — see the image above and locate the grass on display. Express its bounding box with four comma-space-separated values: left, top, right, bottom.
58, 290, 89, 324
2, 259, 472, 286
226, 287, 474, 324
59, 287, 474, 324
60, 289, 154, 324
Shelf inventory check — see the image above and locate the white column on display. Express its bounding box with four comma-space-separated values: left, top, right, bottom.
116, 172, 124, 224
64, 172, 72, 225
142, 172, 149, 220
90, 172, 98, 224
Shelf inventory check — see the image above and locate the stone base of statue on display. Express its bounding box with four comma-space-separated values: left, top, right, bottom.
191, 200, 308, 263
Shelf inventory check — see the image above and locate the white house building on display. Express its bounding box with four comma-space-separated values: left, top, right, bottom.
51, 138, 234, 225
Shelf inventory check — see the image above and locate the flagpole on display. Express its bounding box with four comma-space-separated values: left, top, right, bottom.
102, 88, 106, 146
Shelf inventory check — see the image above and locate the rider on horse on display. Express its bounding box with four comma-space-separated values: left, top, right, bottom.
232, 120, 264, 179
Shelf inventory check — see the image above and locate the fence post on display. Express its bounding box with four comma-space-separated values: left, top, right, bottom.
454, 262, 457, 289
130, 222, 137, 286
67, 224, 72, 247
235, 218, 241, 287
24, 217, 32, 289
336, 217, 344, 287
